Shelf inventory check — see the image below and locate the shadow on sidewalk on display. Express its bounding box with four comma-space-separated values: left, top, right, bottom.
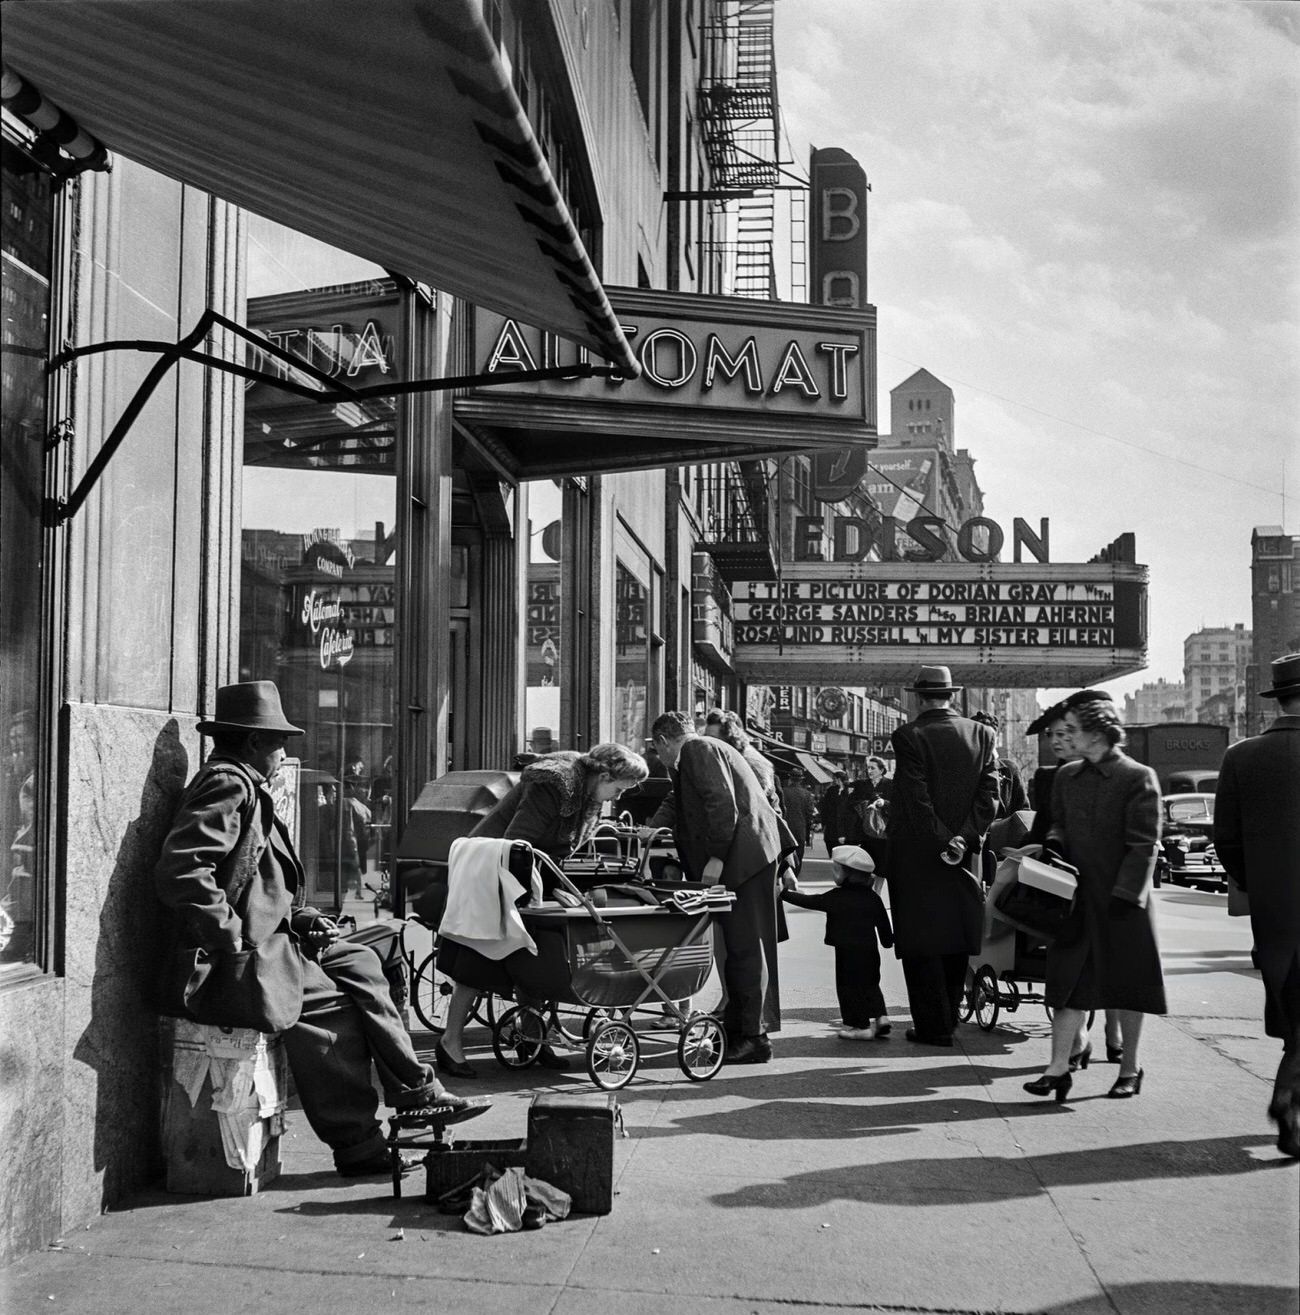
706, 1132, 1289, 1208
1039, 1280, 1297, 1315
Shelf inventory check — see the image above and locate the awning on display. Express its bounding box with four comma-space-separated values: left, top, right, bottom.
2, 0, 637, 375
793, 752, 836, 786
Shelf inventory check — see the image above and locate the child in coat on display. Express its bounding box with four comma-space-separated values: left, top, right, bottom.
781, 844, 894, 1040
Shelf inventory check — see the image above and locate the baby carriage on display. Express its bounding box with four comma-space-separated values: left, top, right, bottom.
490, 848, 733, 1091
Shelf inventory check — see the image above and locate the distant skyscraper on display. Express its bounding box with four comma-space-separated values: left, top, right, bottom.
1248, 527, 1300, 733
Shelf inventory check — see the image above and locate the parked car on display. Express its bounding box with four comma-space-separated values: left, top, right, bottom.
1157, 793, 1225, 889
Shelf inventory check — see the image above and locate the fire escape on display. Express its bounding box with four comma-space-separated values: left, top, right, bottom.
696, 1, 782, 581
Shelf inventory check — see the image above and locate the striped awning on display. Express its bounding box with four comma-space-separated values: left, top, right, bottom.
1, 0, 637, 374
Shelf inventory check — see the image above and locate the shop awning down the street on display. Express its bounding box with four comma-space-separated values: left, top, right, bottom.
1, 0, 637, 375
748, 731, 836, 785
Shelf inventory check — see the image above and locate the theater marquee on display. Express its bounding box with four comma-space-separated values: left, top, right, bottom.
732, 562, 1148, 687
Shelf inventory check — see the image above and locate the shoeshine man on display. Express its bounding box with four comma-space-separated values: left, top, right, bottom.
154, 681, 487, 1177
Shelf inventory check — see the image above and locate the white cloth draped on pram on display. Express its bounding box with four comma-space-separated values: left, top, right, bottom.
440, 836, 542, 960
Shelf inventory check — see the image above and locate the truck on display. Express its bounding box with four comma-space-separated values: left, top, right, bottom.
1123, 722, 1229, 795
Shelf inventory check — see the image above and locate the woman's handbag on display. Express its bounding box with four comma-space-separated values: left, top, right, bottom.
992, 851, 1079, 942
172, 927, 304, 1033
856, 798, 888, 840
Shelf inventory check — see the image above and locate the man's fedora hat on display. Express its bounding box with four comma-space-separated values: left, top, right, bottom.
196, 680, 304, 736
909, 665, 962, 695
1261, 652, 1300, 698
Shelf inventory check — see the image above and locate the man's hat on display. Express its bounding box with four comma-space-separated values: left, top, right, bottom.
196, 681, 304, 736
1261, 652, 1300, 698
909, 665, 962, 695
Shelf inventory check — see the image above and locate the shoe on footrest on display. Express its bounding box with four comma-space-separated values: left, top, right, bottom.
393, 1095, 491, 1127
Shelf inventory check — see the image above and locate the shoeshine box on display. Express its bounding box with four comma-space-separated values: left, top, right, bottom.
1017, 855, 1078, 902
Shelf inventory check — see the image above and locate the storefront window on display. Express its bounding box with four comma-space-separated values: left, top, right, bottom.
524, 479, 563, 755
615, 562, 649, 750
0, 134, 53, 969
240, 219, 398, 914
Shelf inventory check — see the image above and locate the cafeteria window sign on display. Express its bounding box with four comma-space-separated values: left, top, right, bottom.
732, 560, 1149, 689
455, 287, 878, 480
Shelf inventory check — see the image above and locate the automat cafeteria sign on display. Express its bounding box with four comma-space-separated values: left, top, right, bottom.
732, 562, 1149, 688
458, 288, 876, 472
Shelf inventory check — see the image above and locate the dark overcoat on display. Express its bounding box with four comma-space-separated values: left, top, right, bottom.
154, 754, 313, 1017
1045, 751, 1166, 1014
885, 708, 999, 957
1214, 714, 1300, 1038
667, 736, 783, 889
469, 752, 600, 860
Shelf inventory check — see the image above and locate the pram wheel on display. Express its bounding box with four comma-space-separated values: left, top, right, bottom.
677, 1014, 725, 1082
958, 967, 976, 1024
587, 1020, 639, 1090
411, 952, 452, 1033
583, 1007, 617, 1040
493, 1005, 547, 1069
974, 966, 1000, 1031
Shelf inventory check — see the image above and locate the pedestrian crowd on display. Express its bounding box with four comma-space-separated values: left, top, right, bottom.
151, 653, 1300, 1178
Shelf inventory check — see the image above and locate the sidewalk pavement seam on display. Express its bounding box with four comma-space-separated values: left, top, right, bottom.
1162, 1014, 1276, 1084
13, 1245, 1056, 1315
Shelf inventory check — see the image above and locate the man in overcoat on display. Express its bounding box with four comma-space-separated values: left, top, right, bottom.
1214, 653, 1300, 1157
649, 710, 786, 1063
155, 681, 485, 1176
886, 666, 1000, 1045
777, 768, 815, 873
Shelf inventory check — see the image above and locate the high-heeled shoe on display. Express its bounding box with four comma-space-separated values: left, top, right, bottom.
1106, 1043, 1124, 1064
1108, 1069, 1144, 1098
1068, 1042, 1093, 1071
434, 1042, 476, 1080
1023, 1072, 1073, 1102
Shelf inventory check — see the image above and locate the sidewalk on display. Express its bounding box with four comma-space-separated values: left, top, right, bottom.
5, 871, 1297, 1315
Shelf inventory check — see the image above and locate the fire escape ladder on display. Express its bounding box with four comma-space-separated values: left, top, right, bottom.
699, 1, 780, 299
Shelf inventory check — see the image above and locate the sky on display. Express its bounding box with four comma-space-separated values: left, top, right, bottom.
773, 0, 1299, 706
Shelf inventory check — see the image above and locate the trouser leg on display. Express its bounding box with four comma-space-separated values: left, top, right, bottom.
1268, 959, 1300, 1113
722, 864, 779, 1038
834, 948, 871, 1028
281, 958, 387, 1166
902, 955, 954, 1038
316, 941, 439, 1102
941, 953, 969, 1033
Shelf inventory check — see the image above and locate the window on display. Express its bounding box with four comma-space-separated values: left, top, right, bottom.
239, 217, 398, 915
1, 136, 54, 971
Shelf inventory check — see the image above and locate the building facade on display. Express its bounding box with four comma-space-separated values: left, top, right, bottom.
1123, 678, 1188, 725
1183, 623, 1250, 728
1, 0, 880, 1260
1247, 526, 1300, 733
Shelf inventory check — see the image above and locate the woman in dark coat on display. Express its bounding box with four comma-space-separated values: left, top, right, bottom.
434, 744, 648, 1077
1024, 699, 1165, 1102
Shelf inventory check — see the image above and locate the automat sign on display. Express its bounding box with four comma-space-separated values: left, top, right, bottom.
732, 561, 1149, 688
459, 287, 877, 472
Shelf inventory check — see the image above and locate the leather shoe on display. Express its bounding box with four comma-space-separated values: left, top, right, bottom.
535, 1045, 571, 1071
337, 1150, 421, 1178
435, 1043, 476, 1080
392, 1094, 491, 1127
723, 1035, 772, 1064
1269, 1097, 1300, 1158
905, 1028, 954, 1047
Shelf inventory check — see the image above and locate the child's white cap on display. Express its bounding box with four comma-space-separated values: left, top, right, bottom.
830, 845, 875, 873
